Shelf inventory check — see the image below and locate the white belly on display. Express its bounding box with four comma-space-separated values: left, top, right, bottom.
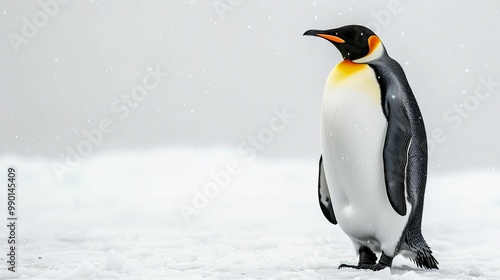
321, 62, 410, 255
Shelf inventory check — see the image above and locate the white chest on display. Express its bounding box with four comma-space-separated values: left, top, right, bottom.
320, 61, 409, 251
320, 61, 387, 182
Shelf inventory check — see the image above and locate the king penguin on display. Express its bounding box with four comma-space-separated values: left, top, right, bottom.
304, 25, 438, 271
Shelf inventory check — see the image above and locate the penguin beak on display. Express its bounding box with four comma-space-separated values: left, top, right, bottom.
303, 29, 345, 43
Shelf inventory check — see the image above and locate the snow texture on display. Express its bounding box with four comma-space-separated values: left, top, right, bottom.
1, 149, 499, 279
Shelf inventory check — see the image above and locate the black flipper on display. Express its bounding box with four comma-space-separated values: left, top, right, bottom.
318, 156, 337, 225
369, 59, 413, 216
382, 96, 411, 216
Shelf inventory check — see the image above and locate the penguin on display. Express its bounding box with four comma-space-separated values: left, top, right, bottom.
304, 25, 438, 271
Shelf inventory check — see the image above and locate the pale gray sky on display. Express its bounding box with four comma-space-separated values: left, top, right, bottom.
1, 0, 499, 173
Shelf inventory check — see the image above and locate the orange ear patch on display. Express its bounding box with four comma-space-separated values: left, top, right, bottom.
367, 36, 381, 55
317, 34, 345, 43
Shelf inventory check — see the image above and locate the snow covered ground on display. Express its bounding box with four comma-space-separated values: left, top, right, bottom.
0, 148, 499, 279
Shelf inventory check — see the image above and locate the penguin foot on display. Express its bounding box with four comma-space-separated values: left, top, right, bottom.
338, 263, 357, 269
338, 263, 376, 270
372, 252, 393, 271
372, 263, 389, 271
338, 263, 391, 270
338, 246, 377, 270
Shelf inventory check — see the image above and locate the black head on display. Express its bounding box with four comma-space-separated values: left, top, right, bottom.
304, 25, 384, 61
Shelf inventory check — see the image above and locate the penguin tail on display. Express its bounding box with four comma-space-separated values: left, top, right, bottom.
413, 246, 439, 269
400, 232, 439, 269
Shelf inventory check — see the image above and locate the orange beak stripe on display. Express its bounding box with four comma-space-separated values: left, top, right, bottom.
317, 34, 345, 43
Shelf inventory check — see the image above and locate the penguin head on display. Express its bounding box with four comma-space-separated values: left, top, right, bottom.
304, 25, 386, 63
